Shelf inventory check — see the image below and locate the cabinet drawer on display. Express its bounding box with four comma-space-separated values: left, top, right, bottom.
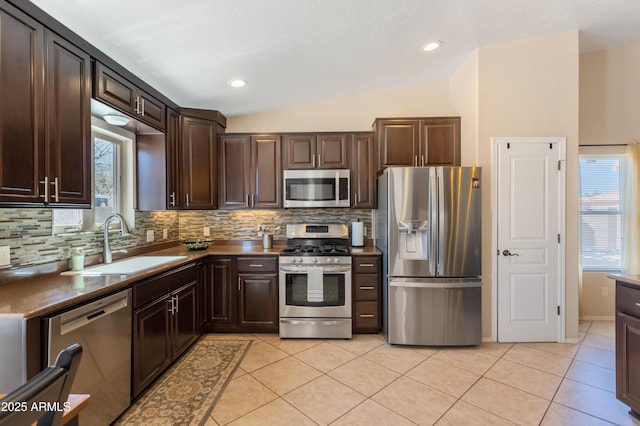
133, 263, 197, 309
354, 275, 379, 301
617, 283, 640, 317
353, 256, 380, 274
237, 257, 277, 273
354, 301, 380, 330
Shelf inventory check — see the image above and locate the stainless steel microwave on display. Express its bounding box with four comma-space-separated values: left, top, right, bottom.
283, 169, 350, 208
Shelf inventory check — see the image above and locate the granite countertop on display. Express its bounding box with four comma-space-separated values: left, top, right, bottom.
0, 241, 380, 319
608, 273, 640, 287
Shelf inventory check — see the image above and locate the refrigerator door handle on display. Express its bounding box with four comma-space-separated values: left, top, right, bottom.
389, 280, 482, 289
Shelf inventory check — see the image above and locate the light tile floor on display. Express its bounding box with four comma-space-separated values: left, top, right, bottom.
206, 321, 640, 425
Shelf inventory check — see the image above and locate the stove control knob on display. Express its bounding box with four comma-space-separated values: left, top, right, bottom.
295, 258, 302, 264
332, 258, 339, 264
312, 257, 318, 264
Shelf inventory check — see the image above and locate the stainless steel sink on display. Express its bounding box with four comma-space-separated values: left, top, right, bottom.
61, 256, 188, 276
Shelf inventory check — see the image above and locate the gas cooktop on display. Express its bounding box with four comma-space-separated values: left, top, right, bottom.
280, 244, 350, 256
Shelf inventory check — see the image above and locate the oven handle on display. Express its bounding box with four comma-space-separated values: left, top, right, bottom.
279, 265, 351, 273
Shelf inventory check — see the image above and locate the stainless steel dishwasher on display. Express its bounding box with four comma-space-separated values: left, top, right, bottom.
45, 289, 132, 425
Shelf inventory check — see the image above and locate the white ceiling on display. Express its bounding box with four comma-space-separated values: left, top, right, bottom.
29, 0, 640, 117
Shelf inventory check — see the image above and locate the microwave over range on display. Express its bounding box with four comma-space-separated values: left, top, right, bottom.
283, 169, 350, 208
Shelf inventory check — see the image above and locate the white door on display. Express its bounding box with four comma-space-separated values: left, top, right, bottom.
495, 138, 564, 342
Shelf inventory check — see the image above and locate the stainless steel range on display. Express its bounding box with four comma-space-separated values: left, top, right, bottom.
279, 224, 352, 339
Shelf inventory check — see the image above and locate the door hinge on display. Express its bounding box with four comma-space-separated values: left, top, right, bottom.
558, 234, 561, 243
557, 306, 561, 315
558, 160, 561, 171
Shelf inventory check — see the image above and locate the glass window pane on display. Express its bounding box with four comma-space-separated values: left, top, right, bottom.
579, 155, 625, 270
94, 138, 118, 226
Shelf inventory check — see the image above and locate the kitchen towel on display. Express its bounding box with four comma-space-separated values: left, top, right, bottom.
352, 221, 364, 247
307, 266, 324, 303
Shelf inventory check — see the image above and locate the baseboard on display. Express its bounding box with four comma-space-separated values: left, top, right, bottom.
580, 315, 615, 321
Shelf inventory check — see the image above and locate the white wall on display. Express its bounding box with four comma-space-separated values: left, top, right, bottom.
226, 79, 453, 132
477, 31, 580, 341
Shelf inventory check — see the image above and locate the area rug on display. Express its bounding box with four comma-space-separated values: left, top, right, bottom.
116, 336, 252, 425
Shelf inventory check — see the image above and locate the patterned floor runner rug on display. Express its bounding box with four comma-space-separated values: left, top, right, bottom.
116, 336, 252, 425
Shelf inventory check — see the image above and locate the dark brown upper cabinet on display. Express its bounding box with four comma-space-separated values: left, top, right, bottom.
181, 113, 218, 210
94, 61, 166, 131
218, 134, 282, 209
0, 2, 91, 207
283, 133, 348, 169
350, 133, 376, 209
374, 117, 460, 171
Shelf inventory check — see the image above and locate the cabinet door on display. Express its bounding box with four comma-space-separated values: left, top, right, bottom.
93, 62, 136, 115
419, 117, 460, 166
252, 134, 282, 208
617, 311, 640, 412
132, 297, 171, 397
172, 282, 198, 359
0, 3, 45, 206
283, 134, 316, 169
137, 90, 166, 131
351, 133, 375, 208
219, 134, 250, 209
205, 258, 236, 327
238, 274, 278, 331
166, 108, 181, 209
375, 119, 418, 170
181, 115, 218, 209
45, 31, 92, 207
317, 134, 348, 169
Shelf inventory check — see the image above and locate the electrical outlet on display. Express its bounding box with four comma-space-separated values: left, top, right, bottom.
146, 230, 155, 242
0, 246, 10, 266
601, 287, 609, 297
204, 227, 210, 237
163, 229, 169, 239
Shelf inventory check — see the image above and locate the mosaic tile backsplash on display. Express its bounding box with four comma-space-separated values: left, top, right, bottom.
0, 208, 373, 268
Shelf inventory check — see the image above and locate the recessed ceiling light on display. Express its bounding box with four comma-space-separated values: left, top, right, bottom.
103, 114, 130, 126
422, 41, 442, 52
229, 79, 247, 88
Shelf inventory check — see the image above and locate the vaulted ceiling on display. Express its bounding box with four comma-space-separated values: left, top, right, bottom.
29, 0, 640, 116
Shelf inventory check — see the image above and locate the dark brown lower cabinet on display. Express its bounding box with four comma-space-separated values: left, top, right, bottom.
353, 255, 381, 333
205, 256, 278, 333
616, 282, 640, 415
132, 264, 199, 398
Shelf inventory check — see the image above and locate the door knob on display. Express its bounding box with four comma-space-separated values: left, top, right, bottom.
502, 250, 519, 256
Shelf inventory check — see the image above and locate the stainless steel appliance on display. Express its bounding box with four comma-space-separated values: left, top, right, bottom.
279, 223, 352, 338
376, 167, 482, 346
283, 169, 350, 208
45, 289, 132, 425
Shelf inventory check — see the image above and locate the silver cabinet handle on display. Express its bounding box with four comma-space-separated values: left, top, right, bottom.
359, 286, 375, 290
40, 176, 49, 202
317, 154, 320, 167
238, 277, 241, 291
635, 303, 640, 308
359, 263, 375, 267
169, 192, 176, 207
414, 155, 418, 166
421, 155, 425, 166
140, 98, 145, 116
134, 96, 140, 114
359, 314, 375, 318
185, 193, 189, 208
246, 194, 249, 206
502, 250, 519, 256
251, 193, 255, 206
51, 177, 59, 202
249, 264, 264, 268
167, 297, 174, 314
173, 295, 179, 314
312, 153, 316, 168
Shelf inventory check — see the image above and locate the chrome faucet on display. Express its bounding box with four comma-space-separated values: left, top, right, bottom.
103, 213, 130, 264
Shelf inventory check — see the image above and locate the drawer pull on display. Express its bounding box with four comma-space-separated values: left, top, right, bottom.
359, 263, 375, 267
249, 264, 264, 267
635, 303, 640, 308
359, 286, 375, 290
359, 314, 375, 318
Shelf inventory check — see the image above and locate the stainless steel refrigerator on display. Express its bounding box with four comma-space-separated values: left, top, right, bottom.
376, 167, 482, 346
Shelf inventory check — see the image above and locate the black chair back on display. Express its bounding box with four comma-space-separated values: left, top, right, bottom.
0, 344, 83, 426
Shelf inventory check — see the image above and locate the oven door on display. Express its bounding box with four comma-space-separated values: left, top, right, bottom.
279, 264, 352, 318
